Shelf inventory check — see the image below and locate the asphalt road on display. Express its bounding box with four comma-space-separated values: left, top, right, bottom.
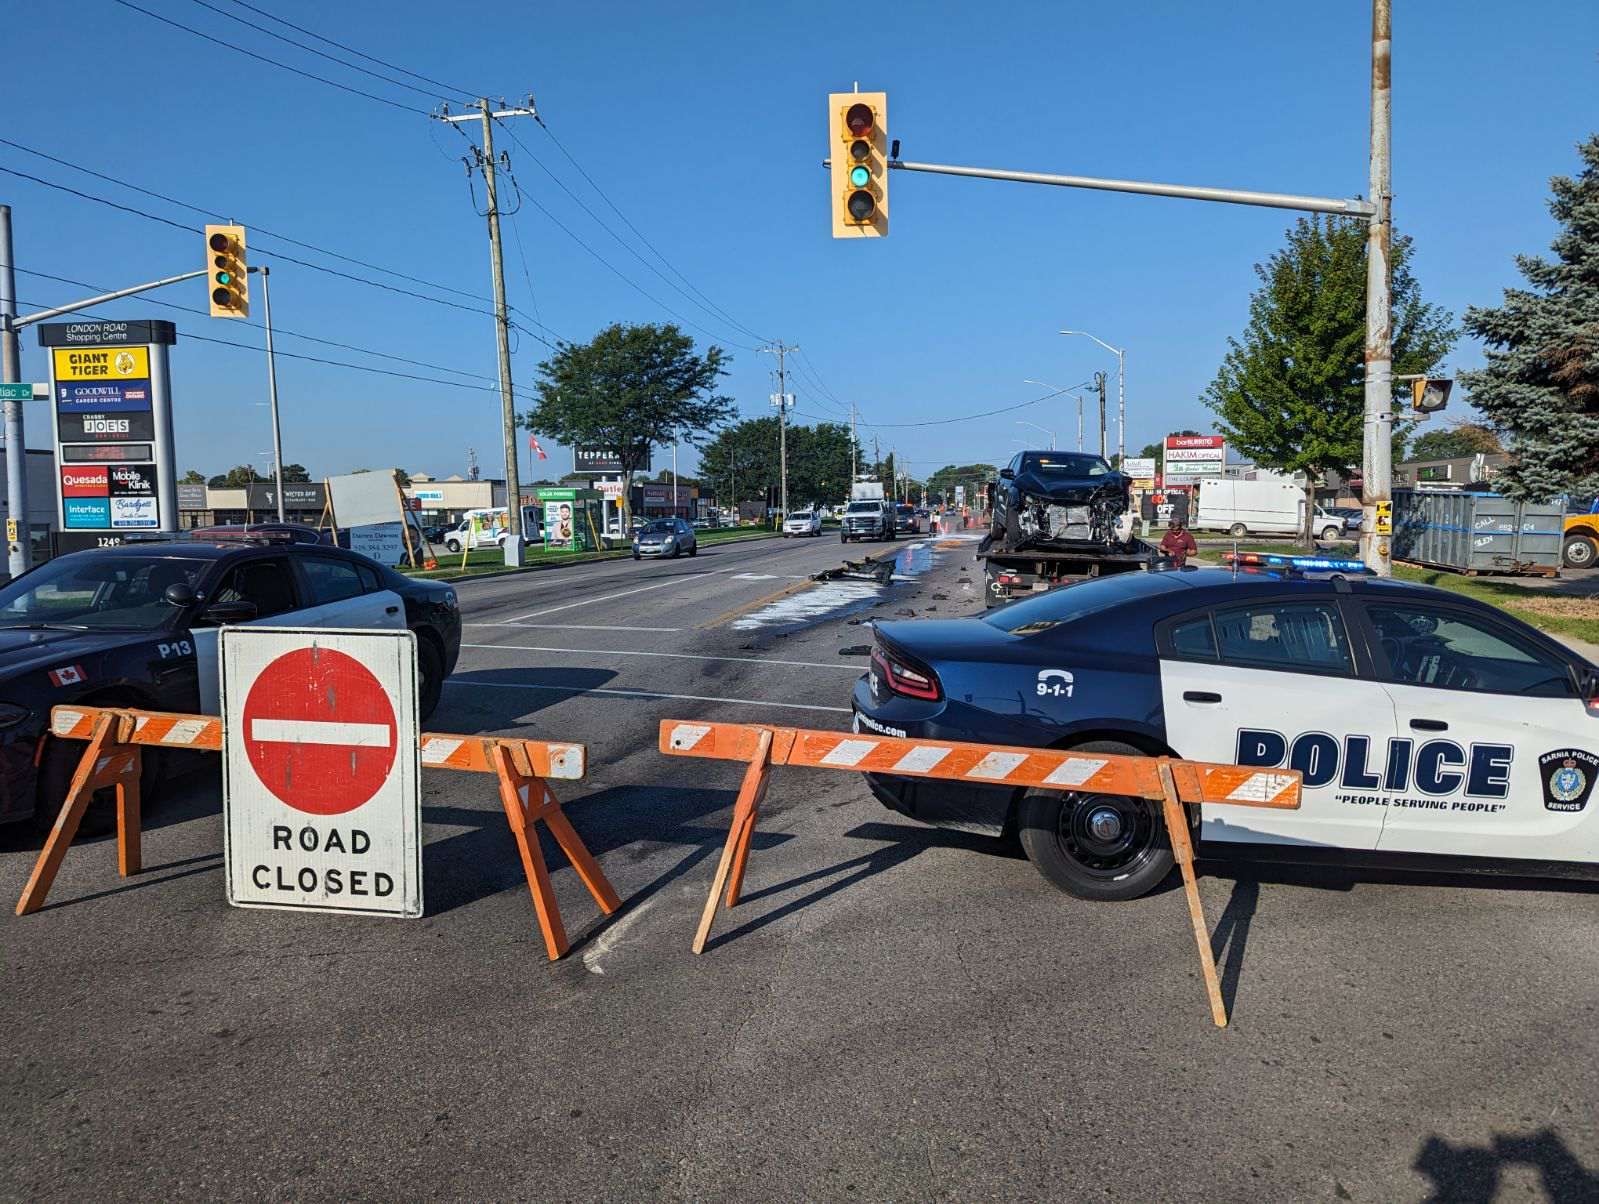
3, 528, 1598, 1202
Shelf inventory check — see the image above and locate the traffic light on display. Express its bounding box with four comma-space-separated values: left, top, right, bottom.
205, 224, 249, 319
1411, 377, 1452, 414
829, 91, 888, 238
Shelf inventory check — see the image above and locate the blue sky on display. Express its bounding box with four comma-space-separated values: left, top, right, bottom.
5, 0, 1595, 484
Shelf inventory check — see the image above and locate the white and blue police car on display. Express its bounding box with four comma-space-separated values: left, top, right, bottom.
851, 556, 1599, 900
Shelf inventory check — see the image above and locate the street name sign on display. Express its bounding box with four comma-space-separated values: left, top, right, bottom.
222, 627, 422, 917
0, 383, 34, 401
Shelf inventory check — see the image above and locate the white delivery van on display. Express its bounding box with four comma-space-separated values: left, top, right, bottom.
1194, 478, 1346, 540
442, 505, 542, 553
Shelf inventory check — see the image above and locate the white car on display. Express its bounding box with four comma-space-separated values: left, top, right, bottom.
784, 510, 823, 537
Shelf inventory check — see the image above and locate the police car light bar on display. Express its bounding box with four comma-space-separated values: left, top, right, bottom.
1223, 552, 1371, 574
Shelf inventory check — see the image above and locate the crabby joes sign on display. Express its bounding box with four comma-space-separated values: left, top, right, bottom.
221, 628, 422, 917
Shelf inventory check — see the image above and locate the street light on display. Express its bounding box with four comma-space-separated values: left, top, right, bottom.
1023, 379, 1083, 451
1015, 419, 1056, 450
1059, 330, 1126, 464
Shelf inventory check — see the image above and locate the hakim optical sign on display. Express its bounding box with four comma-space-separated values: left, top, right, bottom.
829, 90, 888, 237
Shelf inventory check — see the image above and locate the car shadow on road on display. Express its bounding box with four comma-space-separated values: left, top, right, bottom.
1414, 1128, 1598, 1202
432, 666, 621, 735
701, 820, 1022, 951
1195, 853, 1599, 896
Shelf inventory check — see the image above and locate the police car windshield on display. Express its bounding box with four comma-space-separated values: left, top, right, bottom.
984, 572, 1178, 636
1022, 453, 1112, 477
0, 554, 208, 631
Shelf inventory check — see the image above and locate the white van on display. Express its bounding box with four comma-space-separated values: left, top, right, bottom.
442, 505, 541, 553
1194, 478, 1346, 540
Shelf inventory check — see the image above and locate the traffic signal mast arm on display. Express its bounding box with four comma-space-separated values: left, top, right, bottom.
7, 268, 210, 331
855, 157, 1376, 220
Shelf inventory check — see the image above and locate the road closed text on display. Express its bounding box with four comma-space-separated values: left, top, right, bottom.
249, 824, 396, 898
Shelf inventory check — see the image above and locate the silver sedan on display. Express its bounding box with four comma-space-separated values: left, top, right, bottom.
632, 518, 698, 559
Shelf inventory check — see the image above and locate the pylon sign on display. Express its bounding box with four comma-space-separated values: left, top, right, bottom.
37, 320, 179, 555
829, 90, 888, 238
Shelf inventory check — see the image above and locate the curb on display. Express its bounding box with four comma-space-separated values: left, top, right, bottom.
414, 531, 784, 584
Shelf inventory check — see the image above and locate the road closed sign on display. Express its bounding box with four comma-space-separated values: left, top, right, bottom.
221, 627, 422, 917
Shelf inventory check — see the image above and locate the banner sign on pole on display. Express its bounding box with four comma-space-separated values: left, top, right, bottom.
221, 628, 422, 917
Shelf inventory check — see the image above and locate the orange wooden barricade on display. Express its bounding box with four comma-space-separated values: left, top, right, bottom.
659, 719, 1303, 1027
19, 705, 619, 960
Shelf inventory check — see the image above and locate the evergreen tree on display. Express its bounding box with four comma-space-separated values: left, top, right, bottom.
1204, 216, 1454, 544
1460, 134, 1599, 501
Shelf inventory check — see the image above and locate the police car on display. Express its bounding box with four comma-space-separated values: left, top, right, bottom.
851, 556, 1599, 900
0, 540, 460, 831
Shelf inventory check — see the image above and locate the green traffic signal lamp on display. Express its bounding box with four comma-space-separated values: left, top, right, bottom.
849, 165, 871, 188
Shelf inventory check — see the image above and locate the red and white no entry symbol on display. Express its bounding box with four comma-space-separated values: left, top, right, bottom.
242, 646, 398, 816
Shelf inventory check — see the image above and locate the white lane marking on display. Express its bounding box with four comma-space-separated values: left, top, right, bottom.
420, 737, 464, 765
505, 569, 736, 621
966, 751, 1029, 781
669, 724, 712, 750
1042, 758, 1107, 788
464, 623, 683, 632
459, 643, 861, 671
730, 573, 809, 581
1227, 772, 1298, 803
444, 679, 851, 714
248, 718, 391, 747
819, 739, 880, 767
891, 745, 951, 774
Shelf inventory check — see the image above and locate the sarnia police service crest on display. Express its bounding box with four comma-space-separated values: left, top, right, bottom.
1539, 749, 1598, 813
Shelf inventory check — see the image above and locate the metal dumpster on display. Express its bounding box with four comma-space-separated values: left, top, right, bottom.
1392, 489, 1566, 575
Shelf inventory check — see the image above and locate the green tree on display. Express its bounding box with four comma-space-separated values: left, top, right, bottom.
1460, 134, 1599, 501
699, 418, 853, 511
924, 463, 998, 507
281, 463, 312, 483
522, 322, 733, 517
1407, 422, 1503, 463
180, 469, 206, 485
1204, 215, 1455, 545
207, 464, 266, 488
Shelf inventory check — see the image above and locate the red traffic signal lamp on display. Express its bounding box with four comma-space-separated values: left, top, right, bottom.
829, 91, 888, 237
205, 224, 249, 318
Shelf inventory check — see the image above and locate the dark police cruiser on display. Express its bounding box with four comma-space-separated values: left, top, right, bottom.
0, 540, 460, 831
852, 555, 1599, 900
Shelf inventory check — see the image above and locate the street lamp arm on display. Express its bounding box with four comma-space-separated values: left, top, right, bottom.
1059, 329, 1123, 357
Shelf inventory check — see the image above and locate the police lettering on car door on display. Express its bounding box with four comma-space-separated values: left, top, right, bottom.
1236, 728, 1515, 816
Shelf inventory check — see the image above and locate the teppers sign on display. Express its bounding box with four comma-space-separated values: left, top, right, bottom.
221, 627, 422, 917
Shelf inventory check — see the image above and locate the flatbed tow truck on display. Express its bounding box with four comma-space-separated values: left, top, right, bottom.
977, 530, 1161, 608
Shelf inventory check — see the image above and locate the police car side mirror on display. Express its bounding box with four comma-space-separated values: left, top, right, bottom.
202, 600, 258, 625
163, 582, 197, 607
999, 468, 1014, 480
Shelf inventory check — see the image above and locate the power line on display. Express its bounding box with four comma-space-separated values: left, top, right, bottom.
0, 136, 495, 305
532, 117, 773, 345
185, 0, 467, 103
791, 383, 1090, 430
12, 266, 529, 385
493, 118, 761, 352
225, 0, 483, 99
110, 0, 429, 115
0, 163, 523, 323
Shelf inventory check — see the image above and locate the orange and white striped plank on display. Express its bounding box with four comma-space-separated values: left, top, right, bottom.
419, 734, 585, 781
659, 720, 1300, 810
51, 706, 222, 750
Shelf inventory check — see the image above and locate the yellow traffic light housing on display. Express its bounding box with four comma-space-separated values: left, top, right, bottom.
829, 91, 888, 238
205, 224, 249, 318
1411, 377, 1452, 414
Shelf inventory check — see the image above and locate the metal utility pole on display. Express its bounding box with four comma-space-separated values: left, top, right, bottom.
1060, 330, 1125, 464
0, 204, 29, 577
1094, 372, 1108, 457
850, 402, 858, 480
761, 342, 797, 521
438, 99, 537, 557
1362, 0, 1394, 577
251, 265, 286, 522
1075, 395, 1084, 451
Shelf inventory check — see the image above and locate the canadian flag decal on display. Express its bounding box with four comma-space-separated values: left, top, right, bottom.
48, 665, 87, 688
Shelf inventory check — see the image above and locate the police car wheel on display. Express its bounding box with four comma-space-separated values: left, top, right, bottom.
1017, 740, 1174, 901
33, 736, 163, 840
417, 638, 444, 721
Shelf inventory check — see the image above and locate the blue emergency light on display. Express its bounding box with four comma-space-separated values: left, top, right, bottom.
1224, 552, 1371, 574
